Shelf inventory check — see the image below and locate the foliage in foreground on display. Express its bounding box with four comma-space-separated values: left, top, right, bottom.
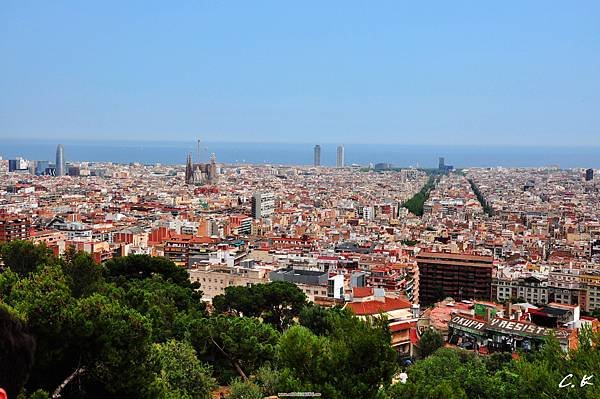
387, 331, 600, 399
0, 242, 398, 399
1, 240, 600, 399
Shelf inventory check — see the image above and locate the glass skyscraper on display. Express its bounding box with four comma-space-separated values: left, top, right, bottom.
55, 144, 65, 176
314, 145, 321, 166
336, 145, 344, 168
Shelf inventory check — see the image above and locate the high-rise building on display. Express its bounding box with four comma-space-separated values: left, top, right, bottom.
438, 157, 454, 173
251, 192, 275, 219
417, 252, 493, 306
68, 166, 81, 176
56, 144, 65, 176
35, 161, 50, 176
585, 168, 594, 181
8, 158, 28, 172
314, 145, 321, 166
336, 145, 345, 168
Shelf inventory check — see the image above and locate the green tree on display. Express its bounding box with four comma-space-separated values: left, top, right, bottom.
417, 328, 444, 358
1, 250, 221, 398
0, 240, 54, 276
483, 352, 513, 373
0, 268, 20, 297
116, 275, 205, 342
387, 348, 519, 399
402, 176, 439, 216
61, 250, 105, 298
226, 378, 263, 399
5, 263, 154, 398
105, 254, 196, 290
276, 325, 333, 396
275, 310, 398, 399
19, 389, 51, 399
7, 265, 78, 392
190, 315, 280, 383
69, 294, 154, 398
253, 365, 303, 397
213, 281, 307, 331
148, 339, 216, 399
299, 305, 350, 336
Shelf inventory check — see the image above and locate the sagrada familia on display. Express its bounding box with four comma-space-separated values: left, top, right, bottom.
185, 152, 218, 185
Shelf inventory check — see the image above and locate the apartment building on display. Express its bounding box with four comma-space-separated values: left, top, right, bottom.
0, 214, 31, 242
417, 252, 493, 305
188, 263, 269, 300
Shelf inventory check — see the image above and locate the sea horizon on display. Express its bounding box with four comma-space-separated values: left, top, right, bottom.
2, 137, 600, 169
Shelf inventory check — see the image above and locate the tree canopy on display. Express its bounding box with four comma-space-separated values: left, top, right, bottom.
1, 241, 599, 399
212, 281, 307, 331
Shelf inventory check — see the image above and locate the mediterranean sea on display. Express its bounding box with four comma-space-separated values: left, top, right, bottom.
1, 138, 600, 169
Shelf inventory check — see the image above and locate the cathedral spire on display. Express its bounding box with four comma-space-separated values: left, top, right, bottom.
185, 153, 193, 184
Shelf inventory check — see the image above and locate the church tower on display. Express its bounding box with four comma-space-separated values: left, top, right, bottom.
185, 153, 193, 184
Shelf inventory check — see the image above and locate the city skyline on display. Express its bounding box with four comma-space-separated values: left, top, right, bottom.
3, 2, 600, 397
2, 1, 600, 146
5, 139, 600, 169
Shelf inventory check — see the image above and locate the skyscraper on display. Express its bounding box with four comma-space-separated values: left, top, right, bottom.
336, 145, 344, 168
8, 158, 28, 172
586, 168, 594, 181
314, 145, 321, 166
35, 160, 49, 176
55, 144, 65, 176
438, 157, 445, 171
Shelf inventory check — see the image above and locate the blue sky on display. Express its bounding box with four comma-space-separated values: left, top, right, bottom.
1, 1, 599, 145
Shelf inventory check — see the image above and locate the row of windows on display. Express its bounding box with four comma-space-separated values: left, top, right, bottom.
302, 289, 327, 296
194, 277, 236, 285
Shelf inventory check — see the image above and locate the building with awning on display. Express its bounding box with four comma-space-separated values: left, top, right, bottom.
448, 314, 577, 353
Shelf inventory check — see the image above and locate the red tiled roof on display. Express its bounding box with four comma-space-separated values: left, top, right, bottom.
353, 287, 374, 298
390, 321, 416, 332
190, 236, 220, 244
318, 256, 339, 261
346, 297, 412, 315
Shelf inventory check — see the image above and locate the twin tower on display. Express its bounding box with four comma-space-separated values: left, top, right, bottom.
314, 144, 345, 167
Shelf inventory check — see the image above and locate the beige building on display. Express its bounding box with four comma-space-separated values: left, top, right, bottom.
295, 282, 329, 302
580, 271, 600, 311
188, 264, 269, 300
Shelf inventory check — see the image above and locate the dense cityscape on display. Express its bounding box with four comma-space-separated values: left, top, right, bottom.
3, 1, 600, 398
1, 142, 600, 398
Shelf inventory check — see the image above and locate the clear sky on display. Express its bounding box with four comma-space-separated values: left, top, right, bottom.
1, 1, 599, 145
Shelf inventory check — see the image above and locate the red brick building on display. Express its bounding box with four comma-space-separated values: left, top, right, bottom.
417, 252, 493, 306
0, 214, 31, 243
